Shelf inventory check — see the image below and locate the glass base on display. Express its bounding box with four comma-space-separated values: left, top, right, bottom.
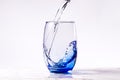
48, 67, 73, 73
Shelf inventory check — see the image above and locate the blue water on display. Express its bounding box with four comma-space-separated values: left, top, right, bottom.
47, 40, 77, 73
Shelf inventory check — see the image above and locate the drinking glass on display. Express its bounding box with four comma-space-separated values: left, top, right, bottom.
43, 21, 77, 73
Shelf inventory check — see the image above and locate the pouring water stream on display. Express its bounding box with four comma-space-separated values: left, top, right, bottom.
47, 0, 71, 63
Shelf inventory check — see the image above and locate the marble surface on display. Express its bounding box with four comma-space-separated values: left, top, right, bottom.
0, 68, 120, 80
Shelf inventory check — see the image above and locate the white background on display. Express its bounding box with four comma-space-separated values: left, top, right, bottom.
0, 0, 120, 73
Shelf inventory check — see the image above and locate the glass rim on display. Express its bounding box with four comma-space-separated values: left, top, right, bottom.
46, 21, 75, 23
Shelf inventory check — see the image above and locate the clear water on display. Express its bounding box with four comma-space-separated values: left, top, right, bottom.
46, 40, 77, 73
47, 0, 71, 59
49, 0, 71, 50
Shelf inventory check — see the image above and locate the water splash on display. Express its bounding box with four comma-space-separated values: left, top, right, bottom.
46, 40, 77, 72
53, 41, 77, 67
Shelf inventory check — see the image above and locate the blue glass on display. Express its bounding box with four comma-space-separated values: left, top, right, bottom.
43, 21, 77, 73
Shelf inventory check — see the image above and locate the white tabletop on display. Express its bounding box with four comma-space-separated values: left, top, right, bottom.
0, 68, 120, 80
